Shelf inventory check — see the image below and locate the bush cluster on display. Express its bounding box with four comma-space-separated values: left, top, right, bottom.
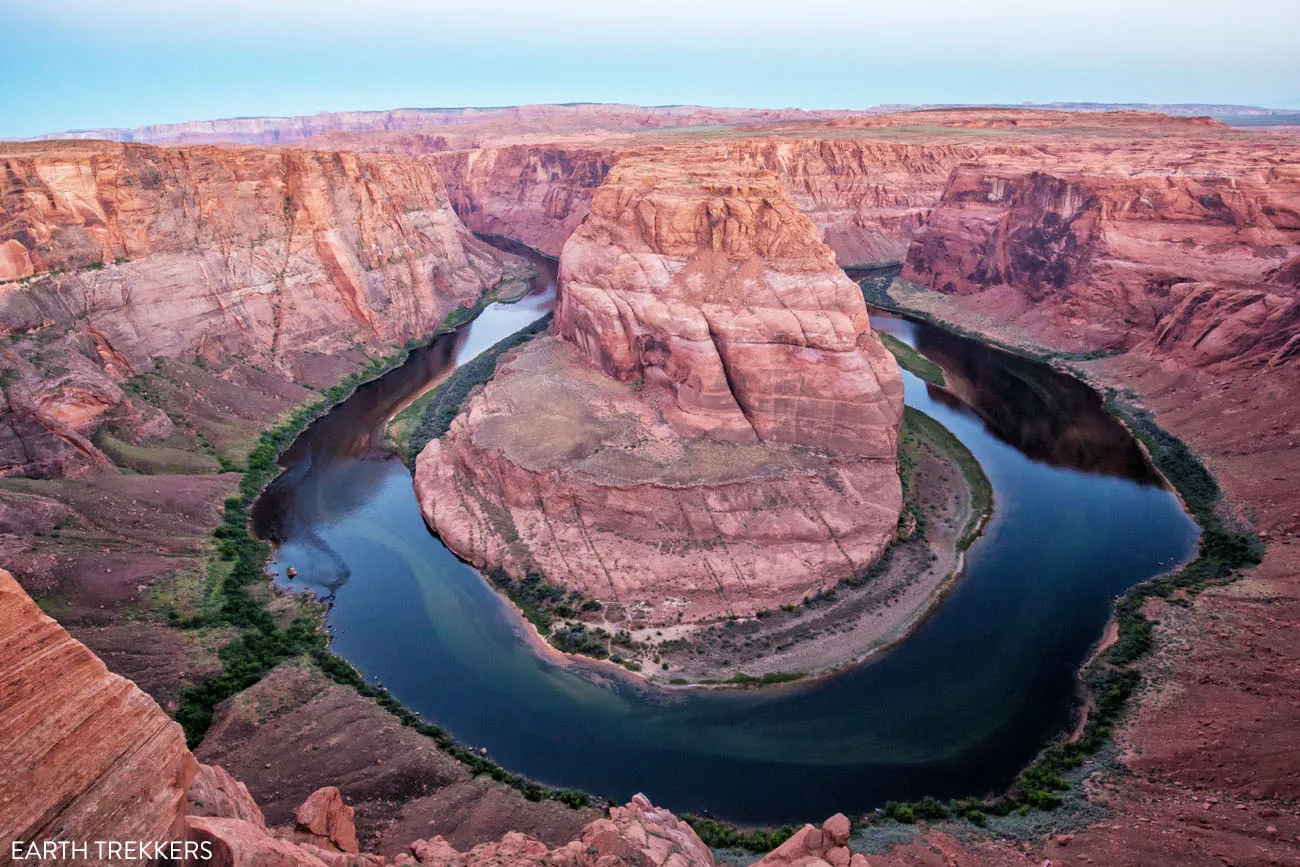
407, 315, 552, 458
680, 815, 798, 853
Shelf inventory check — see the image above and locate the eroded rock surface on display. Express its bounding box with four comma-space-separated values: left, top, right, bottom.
0, 568, 197, 861
902, 145, 1300, 356
0, 140, 514, 476
417, 149, 903, 624
394, 794, 712, 867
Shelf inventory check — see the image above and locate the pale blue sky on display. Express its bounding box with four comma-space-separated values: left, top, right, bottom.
3, 0, 1298, 138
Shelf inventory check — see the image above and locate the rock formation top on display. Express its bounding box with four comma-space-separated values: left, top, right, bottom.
392, 793, 713, 867
556, 147, 903, 457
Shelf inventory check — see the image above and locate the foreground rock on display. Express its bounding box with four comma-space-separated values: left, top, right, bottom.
294, 787, 361, 854
0, 568, 196, 860
394, 794, 712, 867
417, 148, 904, 624
755, 813, 869, 867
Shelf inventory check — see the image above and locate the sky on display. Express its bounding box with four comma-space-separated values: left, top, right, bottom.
3, 0, 1298, 138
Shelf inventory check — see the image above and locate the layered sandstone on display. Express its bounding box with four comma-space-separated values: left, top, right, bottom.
0, 140, 513, 476
0, 568, 197, 860
902, 143, 1300, 355
417, 148, 904, 624
430, 146, 616, 257
724, 139, 1007, 267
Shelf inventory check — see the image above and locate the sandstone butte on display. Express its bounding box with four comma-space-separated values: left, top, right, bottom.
337, 108, 1299, 365
415, 147, 905, 624
2, 106, 1299, 867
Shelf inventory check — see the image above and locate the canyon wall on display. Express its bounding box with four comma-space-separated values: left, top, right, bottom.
430, 146, 617, 257
424, 137, 983, 268
0, 141, 511, 477
724, 139, 1003, 267
416, 147, 904, 624
901, 149, 1300, 359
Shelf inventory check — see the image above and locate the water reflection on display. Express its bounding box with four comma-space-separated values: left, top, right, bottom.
890, 315, 1161, 484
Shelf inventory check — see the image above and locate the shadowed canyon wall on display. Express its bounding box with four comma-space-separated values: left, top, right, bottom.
902, 152, 1300, 361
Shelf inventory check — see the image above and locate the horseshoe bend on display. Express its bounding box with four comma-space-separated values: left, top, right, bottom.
0, 88, 1298, 867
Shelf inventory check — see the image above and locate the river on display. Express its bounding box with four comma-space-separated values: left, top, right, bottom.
251, 249, 1198, 824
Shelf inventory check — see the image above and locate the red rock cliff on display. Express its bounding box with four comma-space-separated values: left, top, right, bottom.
0, 141, 508, 371
0, 140, 513, 477
902, 143, 1300, 356
431, 145, 616, 257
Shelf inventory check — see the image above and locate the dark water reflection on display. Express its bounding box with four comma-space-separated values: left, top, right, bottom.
251, 259, 1198, 824
908, 323, 1160, 484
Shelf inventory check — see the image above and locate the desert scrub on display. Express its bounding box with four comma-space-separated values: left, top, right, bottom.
681, 815, 798, 854
402, 314, 552, 460
173, 334, 448, 743
879, 332, 945, 387
900, 406, 991, 551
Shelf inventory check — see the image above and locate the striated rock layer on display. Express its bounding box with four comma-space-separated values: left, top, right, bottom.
901, 145, 1300, 360
0, 140, 512, 476
417, 148, 904, 624
0, 568, 197, 860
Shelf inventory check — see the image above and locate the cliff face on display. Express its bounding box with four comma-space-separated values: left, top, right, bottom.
426, 138, 982, 268
724, 139, 1005, 267
555, 149, 903, 456
902, 152, 1300, 355
0, 141, 509, 477
431, 146, 616, 257
0, 568, 197, 858
416, 148, 904, 624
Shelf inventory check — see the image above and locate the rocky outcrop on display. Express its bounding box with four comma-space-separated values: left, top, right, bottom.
394, 794, 712, 867
294, 787, 361, 854
1145, 283, 1300, 368
417, 148, 904, 624
189, 763, 268, 829
0, 568, 197, 861
754, 813, 871, 867
187, 816, 334, 866
554, 149, 903, 456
